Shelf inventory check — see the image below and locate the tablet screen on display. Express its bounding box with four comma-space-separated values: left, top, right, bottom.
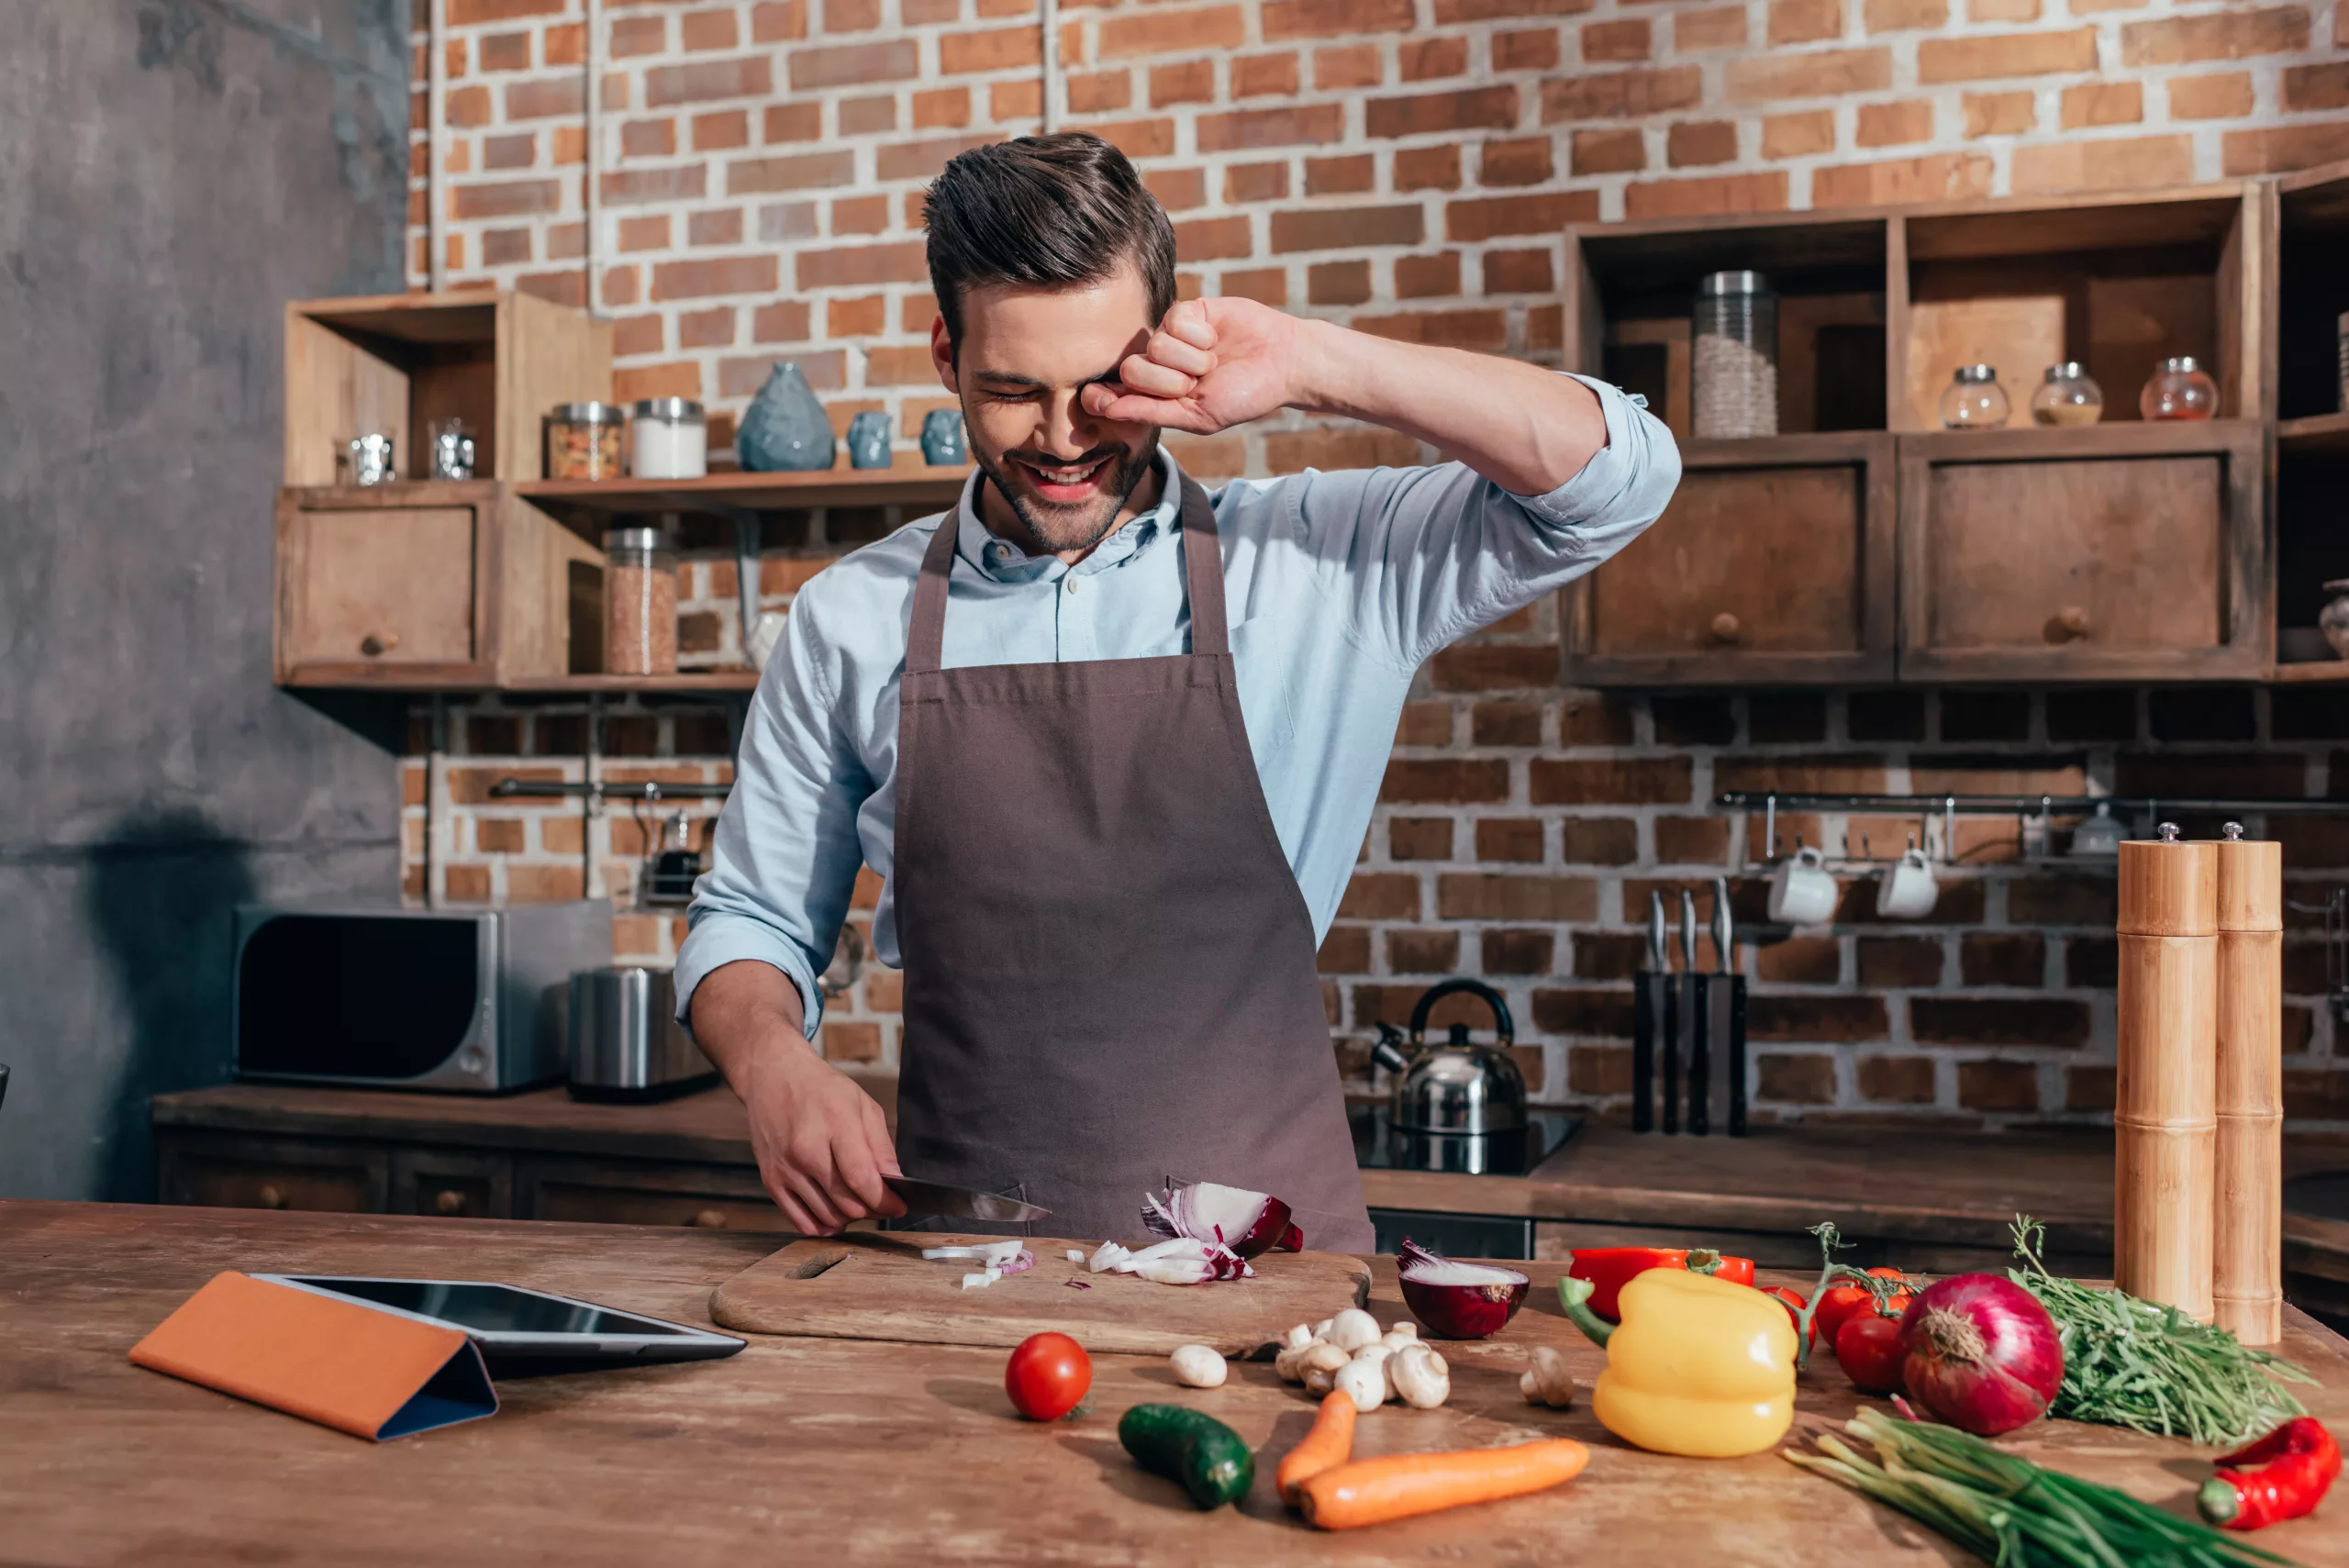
286, 1278, 696, 1337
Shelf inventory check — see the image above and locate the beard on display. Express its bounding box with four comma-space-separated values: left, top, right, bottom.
971, 428, 1163, 556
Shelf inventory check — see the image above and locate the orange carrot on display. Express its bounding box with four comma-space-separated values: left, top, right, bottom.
1296, 1439, 1591, 1531
1275, 1391, 1358, 1506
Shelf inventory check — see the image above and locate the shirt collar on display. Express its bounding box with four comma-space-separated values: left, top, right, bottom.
954, 446, 1185, 582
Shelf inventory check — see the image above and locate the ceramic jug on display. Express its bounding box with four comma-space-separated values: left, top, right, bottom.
737, 362, 835, 473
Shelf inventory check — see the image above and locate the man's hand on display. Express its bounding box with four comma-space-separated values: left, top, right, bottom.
690, 958, 906, 1236
1081, 296, 1306, 435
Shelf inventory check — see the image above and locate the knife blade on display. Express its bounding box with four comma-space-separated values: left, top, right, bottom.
882, 1175, 1052, 1224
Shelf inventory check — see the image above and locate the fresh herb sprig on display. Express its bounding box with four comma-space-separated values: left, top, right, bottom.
1787, 1407, 2306, 1568
2009, 1217, 2314, 1447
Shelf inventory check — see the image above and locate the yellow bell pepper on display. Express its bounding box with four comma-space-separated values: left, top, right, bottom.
1559, 1261, 1798, 1459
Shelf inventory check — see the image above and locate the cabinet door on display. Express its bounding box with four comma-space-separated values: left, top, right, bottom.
1898, 422, 2265, 681
157, 1132, 389, 1214
514, 1157, 794, 1234
1564, 433, 1895, 684
391, 1148, 515, 1220
275, 484, 497, 686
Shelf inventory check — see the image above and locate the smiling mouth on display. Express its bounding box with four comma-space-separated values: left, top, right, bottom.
1009, 450, 1116, 502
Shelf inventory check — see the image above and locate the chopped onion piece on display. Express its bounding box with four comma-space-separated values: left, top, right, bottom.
922, 1240, 1027, 1264
1141, 1179, 1301, 1260
960, 1273, 991, 1291
1065, 1250, 1086, 1264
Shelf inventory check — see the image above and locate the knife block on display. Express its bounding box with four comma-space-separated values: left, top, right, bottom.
2115, 835, 2217, 1321
2214, 834, 2283, 1345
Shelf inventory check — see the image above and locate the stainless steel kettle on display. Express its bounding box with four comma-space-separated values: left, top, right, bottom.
1370, 979, 1527, 1135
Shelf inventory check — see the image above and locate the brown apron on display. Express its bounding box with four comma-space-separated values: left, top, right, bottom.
890, 476, 1374, 1252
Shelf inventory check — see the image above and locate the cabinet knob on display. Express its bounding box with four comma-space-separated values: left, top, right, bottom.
359, 630, 402, 657
256, 1183, 288, 1210
1709, 611, 1742, 645
433, 1188, 467, 1216
691, 1207, 729, 1229
2048, 606, 2092, 643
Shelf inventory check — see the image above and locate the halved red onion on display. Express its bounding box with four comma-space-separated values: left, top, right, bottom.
1397, 1238, 1531, 1339
1141, 1179, 1301, 1260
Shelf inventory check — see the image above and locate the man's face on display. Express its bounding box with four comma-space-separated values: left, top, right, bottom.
931, 262, 1161, 555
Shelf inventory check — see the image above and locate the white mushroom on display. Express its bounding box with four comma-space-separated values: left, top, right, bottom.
1274, 1345, 1310, 1384
1388, 1321, 1419, 1340
1304, 1363, 1339, 1396
1169, 1344, 1228, 1389
1283, 1323, 1314, 1351
1326, 1308, 1382, 1353
1333, 1356, 1387, 1414
1311, 1317, 1335, 1340
1520, 1345, 1576, 1409
1378, 1329, 1419, 1354
1389, 1344, 1451, 1409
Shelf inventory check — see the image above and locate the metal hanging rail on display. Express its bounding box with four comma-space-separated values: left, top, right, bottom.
489, 779, 731, 802
1713, 791, 2347, 870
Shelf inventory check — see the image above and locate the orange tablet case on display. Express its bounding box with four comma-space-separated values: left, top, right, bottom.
129, 1272, 497, 1440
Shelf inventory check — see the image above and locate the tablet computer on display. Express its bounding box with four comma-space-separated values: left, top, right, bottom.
254, 1275, 745, 1366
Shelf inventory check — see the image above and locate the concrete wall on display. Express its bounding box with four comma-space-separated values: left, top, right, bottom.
0, 1, 413, 1199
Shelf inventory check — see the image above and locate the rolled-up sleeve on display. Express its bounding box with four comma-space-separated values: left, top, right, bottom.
674, 589, 871, 1040
1273, 374, 1680, 671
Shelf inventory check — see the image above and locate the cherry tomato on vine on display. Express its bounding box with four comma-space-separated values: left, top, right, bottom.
1834, 1311, 1908, 1395
1006, 1331, 1092, 1421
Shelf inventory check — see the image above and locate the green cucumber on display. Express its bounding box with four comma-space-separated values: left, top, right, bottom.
1117, 1403, 1253, 1509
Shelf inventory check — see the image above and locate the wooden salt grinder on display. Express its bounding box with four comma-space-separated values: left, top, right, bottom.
2115, 824, 2217, 1320
2214, 823, 2284, 1345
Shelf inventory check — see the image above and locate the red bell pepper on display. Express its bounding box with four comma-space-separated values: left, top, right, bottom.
1563, 1247, 1756, 1323
2197, 1417, 2341, 1531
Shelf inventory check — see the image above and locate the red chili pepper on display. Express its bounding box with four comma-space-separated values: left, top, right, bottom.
1564, 1248, 1757, 1322
2197, 1417, 2342, 1531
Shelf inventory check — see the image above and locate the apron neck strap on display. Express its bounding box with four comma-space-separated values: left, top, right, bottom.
907, 470, 1229, 674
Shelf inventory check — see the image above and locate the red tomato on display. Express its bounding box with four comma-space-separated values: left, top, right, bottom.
1764, 1285, 1808, 1328
1809, 1283, 1874, 1348
1006, 1331, 1092, 1421
1834, 1311, 1908, 1395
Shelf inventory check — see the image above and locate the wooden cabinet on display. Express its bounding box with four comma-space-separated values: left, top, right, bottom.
273, 482, 600, 689
2270, 158, 2349, 680
1565, 432, 1894, 684
515, 1159, 790, 1233
158, 1131, 390, 1214
1898, 421, 2266, 681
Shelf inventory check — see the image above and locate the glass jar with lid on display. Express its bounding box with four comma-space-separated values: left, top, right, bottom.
1940, 364, 2010, 429
1690, 270, 1778, 439
2028, 362, 2103, 427
547, 402, 625, 480
2140, 356, 2218, 421
604, 527, 678, 675
630, 398, 707, 480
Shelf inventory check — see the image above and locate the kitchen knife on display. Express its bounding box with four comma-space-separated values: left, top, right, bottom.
1632, 891, 1666, 1133
1709, 875, 1747, 1138
882, 1175, 1051, 1225
1686, 887, 1711, 1137
1664, 889, 1698, 1136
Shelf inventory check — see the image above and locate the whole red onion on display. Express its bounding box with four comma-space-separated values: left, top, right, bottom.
1895, 1273, 2064, 1436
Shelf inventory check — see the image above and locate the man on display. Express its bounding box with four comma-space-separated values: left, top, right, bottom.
681, 132, 1678, 1251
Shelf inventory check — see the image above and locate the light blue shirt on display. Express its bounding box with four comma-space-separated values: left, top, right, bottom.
678, 376, 1678, 1038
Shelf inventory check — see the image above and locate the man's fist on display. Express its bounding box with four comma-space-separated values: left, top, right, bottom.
1080, 296, 1309, 435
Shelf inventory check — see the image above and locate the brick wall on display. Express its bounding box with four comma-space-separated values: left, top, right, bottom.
403, 0, 2349, 1124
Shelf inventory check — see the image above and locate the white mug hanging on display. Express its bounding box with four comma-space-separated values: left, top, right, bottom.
1766, 845, 1838, 926
1876, 846, 1939, 920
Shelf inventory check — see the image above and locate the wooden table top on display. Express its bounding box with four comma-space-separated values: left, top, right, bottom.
6, 1200, 2345, 1566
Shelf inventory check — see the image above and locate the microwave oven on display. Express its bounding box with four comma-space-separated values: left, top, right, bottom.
232, 903, 614, 1092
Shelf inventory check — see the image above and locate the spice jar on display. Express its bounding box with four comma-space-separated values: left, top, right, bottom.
630, 398, 707, 480
2140, 356, 2218, 421
1691, 270, 1778, 439
1940, 364, 2010, 429
604, 527, 678, 675
2029, 362, 2103, 427
548, 402, 625, 480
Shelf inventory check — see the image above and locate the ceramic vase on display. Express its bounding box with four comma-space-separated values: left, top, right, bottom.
920, 408, 967, 465
737, 362, 835, 473
846, 412, 892, 469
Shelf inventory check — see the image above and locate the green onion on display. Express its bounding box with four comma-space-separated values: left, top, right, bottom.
1787, 1407, 2308, 1568
2009, 1218, 2315, 1447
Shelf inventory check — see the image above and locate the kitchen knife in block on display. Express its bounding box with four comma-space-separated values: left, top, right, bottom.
128, 1272, 496, 1440
1678, 890, 1704, 1136
1632, 892, 1667, 1133
1696, 877, 1746, 1137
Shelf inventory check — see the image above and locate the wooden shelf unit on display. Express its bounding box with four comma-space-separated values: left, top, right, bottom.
517, 464, 972, 528
1563, 183, 2282, 685
2271, 161, 2349, 682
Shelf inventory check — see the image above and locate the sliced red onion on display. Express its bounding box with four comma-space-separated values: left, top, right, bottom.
995, 1248, 1036, 1277
1085, 1235, 1252, 1286
1141, 1180, 1300, 1260
923, 1240, 1027, 1265
1064, 1278, 1093, 1290
1397, 1238, 1531, 1340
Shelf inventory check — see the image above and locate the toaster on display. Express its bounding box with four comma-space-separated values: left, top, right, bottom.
232, 903, 614, 1092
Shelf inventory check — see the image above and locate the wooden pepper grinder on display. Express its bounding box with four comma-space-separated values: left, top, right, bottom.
2214, 822, 2284, 1345
2115, 822, 2217, 1320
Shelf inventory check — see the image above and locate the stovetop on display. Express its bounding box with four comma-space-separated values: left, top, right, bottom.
1348, 1103, 1582, 1176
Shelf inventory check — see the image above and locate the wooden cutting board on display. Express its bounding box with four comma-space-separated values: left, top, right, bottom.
707, 1233, 1371, 1354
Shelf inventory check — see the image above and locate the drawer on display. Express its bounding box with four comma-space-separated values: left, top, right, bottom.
157, 1132, 389, 1215
515, 1158, 793, 1234
274, 485, 497, 686
1565, 432, 1896, 685
391, 1149, 515, 1220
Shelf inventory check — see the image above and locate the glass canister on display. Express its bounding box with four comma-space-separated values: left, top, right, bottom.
547, 401, 626, 480
604, 527, 678, 675
630, 398, 707, 480
2140, 355, 2218, 421
1941, 364, 2011, 429
2029, 362, 2103, 427
1691, 270, 1778, 439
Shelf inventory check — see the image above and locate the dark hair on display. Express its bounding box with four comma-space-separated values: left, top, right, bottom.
921, 133, 1177, 346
